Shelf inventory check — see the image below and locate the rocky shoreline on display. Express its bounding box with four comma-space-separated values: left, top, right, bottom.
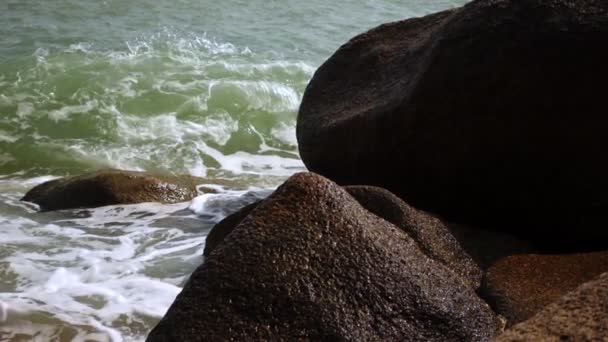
21, 0, 608, 340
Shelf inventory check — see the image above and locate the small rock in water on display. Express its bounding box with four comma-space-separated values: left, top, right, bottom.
21, 169, 205, 211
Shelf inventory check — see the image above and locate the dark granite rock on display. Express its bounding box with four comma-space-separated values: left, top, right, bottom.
297, 0, 608, 248
22, 169, 203, 211
483, 251, 608, 326
495, 272, 608, 341
147, 173, 498, 341
447, 224, 539, 270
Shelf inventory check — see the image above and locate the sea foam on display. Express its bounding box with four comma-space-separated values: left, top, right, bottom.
0, 177, 268, 341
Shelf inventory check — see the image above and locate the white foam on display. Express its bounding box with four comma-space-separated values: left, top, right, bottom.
198, 110, 239, 145
0, 130, 19, 144
0, 195, 209, 341
16, 102, 34, 118
207, 80, 301, 113
271, 122, 298, 146
188, 186, 271, 218
67, 42, 94, 54
0, 94, 12, 105
48, 100, 97, 122
208, 149, 304, 176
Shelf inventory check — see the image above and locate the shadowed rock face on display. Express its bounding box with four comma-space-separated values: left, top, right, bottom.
297, 0, 608, 248
483, 251, 608, 326
495, 272, 608, 341
345, 185, 482, 288
148, 173, 498, 341
447, 224, 539, 271
22, 169, 202, 211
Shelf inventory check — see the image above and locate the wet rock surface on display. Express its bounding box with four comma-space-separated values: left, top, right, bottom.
22, 169, 203, 211
148, 173, 499, 341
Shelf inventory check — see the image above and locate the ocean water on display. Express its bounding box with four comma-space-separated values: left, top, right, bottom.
0, 1, 468, 341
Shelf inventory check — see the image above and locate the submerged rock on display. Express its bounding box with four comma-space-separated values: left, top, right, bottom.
22, 169, 203, 211
495, 272, 608, 341
297, 0, 608, 248
483, 251, 608, 326
148, 173, 498, 341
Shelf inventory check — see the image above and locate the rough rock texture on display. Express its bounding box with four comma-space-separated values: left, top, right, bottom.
202, 185, 481, 288
297, 0, 608, 248
202, 201, 260, 257
483, 251, 608, 326
22, 169, 202, 211
345, 185, 482, 288
147, 173, 498, 341
495, 272, 608, 341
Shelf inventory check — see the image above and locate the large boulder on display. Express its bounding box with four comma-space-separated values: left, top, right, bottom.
148, 173, 499, 341
22, 169, 203, 211
483, 251, 608, 325
495, 272, 608, 341
297, 0, 608, 248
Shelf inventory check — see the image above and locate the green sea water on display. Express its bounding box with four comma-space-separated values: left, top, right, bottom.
0, 1, 468, 341
0, 0, 467, 180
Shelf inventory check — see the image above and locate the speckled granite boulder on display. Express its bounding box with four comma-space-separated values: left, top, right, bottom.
203, 185, 482, 288
148, 173, 499, 341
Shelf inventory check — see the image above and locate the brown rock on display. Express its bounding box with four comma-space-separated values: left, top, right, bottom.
297, 0, 608, 248
495, 272, 608, 341
483, 251, 608, 326
147, 173, 499, 341
22, 169, 203, 211
345, 185, 482, 288
202, 185, 481, 288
